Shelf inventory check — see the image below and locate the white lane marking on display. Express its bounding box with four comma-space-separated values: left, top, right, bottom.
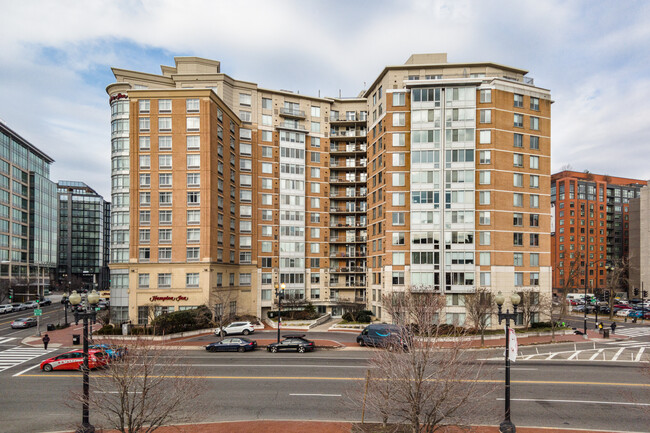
497, 398, 650, 406
567, 351, 582, 360
611, 347, 625, 361
0, 337, 16, 344
13, 363, 41, 377
546, 352, 560, 360
635, 347, 645, 362
289, 393, 341, 397
589, 349, 604, 360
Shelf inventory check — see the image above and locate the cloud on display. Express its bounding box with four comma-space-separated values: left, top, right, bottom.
0, 0, 649, 201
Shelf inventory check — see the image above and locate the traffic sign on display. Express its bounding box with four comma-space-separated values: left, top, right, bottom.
34, 309, 42, 316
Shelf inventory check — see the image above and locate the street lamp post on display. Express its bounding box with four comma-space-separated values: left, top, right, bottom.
63, 292, 70, 327
274, 282, 285, 344
69, 289, 100, 433
495, 291, 521, 433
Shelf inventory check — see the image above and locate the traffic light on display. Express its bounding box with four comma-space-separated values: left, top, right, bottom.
644, 290, 648, 298
634, 288, 640, 297
8, 288, 12, 300
604, 291, 610, 302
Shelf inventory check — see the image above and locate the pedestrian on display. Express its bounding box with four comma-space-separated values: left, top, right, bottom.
610, 322, 616, 334
42, 333, 50, 350
598, 322, 604, 333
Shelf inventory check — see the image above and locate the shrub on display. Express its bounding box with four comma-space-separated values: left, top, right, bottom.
342, 312, 355, 322
150, 305, 213, 335
531, 321, 553, 329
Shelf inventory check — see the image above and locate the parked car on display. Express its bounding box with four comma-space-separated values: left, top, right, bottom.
23, 301, 39, 309
615, 309, 631, 317
11, 303, 27, 311
206, 337, 257, 353
11, 317, 38, 328
40, 349, 108, 372
40, 298, 52, 306
215, 321, 255, 337
598, 306, 611, 314
0, 304, 13, 314
627, 310, 649, 319
88, 344, 127, 360
357, 324, 410, 350
267, 335, 315, 353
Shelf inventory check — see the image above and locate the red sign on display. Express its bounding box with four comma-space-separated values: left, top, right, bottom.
149, 295, 189, 302
109, 93, 128, 103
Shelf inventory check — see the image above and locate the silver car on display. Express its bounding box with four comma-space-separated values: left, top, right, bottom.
216, 321, 255, 336
0, 304, 13, 314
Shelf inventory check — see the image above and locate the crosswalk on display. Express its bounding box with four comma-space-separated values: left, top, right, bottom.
0, 346, 56, 373
0, 337, 16, 345
612, 326, 650, 338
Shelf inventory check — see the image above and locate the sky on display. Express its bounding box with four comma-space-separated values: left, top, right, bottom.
1, 0, 649, 199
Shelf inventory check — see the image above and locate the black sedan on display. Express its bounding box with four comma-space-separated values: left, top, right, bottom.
267, 335, 315, 353
206, 337, 257, 353
11, 317, 37, 329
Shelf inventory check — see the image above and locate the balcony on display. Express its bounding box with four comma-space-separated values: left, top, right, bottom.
329, 221, 367, 228
330, 129, 367, 140
329, 236, 367, 243
329, 281, 367, 289
329, 251, 367, 258
329, 160, 367, 169
330, 191, 367, 199
329, 176, 367, 184
279, 107, 306, 119
329, 113, 367, 125
277, 121, 307, 131
329, 266, 367, 273
330, 144, 367, 153
329, 206, 366, 214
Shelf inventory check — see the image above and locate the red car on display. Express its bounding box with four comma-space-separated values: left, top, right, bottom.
40, 349, 108, 372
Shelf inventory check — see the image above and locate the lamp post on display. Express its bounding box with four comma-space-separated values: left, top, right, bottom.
63, 292, 70, 327
69, 289, 100, 433
495, 291, 521, 433
274, 282, 285, 344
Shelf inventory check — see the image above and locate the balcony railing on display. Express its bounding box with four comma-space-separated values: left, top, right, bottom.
329, 282, 367, 289
330, 130, 367, 138
330, 191, 367, 198
277, 121, 307, 131
329, 176, 367, 183
329, 266, 367, 273
279, 107, 306, 118
330, 144, 367, 153
329, 251, 367, 258
329, 236, 367, 243
329, 221, 367, 228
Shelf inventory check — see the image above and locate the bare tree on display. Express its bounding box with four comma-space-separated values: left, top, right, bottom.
72, 338, 206, 433
0, 279, 11, 304
464, 287, 494, 346
211, 288, 237, 336
352, 287, 495, 433
604, 257, 630, 320
560, 163, 573, 172
555, 259, 583, 321
517, 289, 545, 331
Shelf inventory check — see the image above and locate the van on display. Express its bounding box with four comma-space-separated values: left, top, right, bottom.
356, 324, 410, 350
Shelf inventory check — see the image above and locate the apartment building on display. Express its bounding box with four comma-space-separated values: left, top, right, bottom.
0, 121, 58, 301
56, 181, 110, 290
108, 53, 552, 326
630, 186, 650, 294
551, 171, 647, 295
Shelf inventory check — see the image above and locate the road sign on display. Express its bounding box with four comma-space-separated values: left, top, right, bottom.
34, 309, 42, 316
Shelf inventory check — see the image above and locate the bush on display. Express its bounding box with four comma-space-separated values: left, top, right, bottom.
150, 305, 213, 335
342, 312, 355, 322
531, 321, 553, 329
95, 324, 123, 335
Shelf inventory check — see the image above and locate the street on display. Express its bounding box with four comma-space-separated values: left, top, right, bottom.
0, 343, 648, 433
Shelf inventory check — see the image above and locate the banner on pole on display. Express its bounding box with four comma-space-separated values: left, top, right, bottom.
508, 327, 518, 362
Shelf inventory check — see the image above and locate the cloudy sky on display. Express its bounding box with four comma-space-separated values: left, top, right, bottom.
1, 0, 649, 199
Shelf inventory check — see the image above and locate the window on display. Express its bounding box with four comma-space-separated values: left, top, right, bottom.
392, 232, 405, 245
186, 117, 200, 131
478, 171, 491, 184
479, 211, 490, 225
239, 93, 251, 106
479, 150, 491, 164
513, 153, 524, 167
530, 116, 540, 130
530, 136, 540, 150
514, 113, 523, 128
479, 89, 491, 103
479, 130, 491, 144
187, 191, 200, 205
479, 191, 490, 205
186, 98, 199, 112
158, 99, 171, 112
186, 273, 199, 288
393, 92, 405, 106
392, 153, 406, 167
139, 99, 150, 113
239, 273, 252, 286
514, 253, 524, 266
311, 106, 320, 117
139, 136, 150, 150
262, 98, 272, 109
262, 130, 272, 142
310, 152, 320, 163
480, 272, 491, 286
159, 173, 172, 187
393, 133, 405, 147
530, 253, 540, 267
158, 117, 171, 132
392, 192, 405, 206
513, 213, 523, 226
513, 173, 524, 187
159, 247, 171, 262
392, 173, 405, 186
159, 210, 172, 225
186, 247, 200, 261
187, 210, 200, 225
530, 213, 540, 227
310, 121, 320, 133
187, 173, 200, 187
159, 154, 172, 169
139, 210, 151, 225
514, 94, 524, 108
530, 194, 540, 208
138, 273, 149, 288
480, 109, 491, 123
158, 136, 172, 150
530, 175, 539, 188
393, 112, 405, 127
513, 233, 524, 246
392, 212, 405, 226
392, 252, 405, 265
262, 162, 273, 174
530, 155, 539, 169
530, 97, 540, 111
514, 133, 523, 148
530, 233, 539, 247
139, 117, 150, 132
530, 272, 540, 286
158, 273, 171, 288
514, 272, 524, 287
139, 155, 150, 169
187, 228, 200, 243
392, 272, 405, 285
513, 193, 523, 207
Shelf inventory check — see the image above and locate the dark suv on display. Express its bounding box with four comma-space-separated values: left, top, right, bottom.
357, 324, 410, 350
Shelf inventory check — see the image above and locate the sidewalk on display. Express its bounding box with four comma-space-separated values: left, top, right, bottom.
51, 420, 633, 433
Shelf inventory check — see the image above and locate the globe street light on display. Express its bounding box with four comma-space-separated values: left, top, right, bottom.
495, 291, 521, 433
69, 289, 100, 433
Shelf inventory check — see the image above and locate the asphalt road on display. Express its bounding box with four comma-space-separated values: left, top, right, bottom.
0, 348, 648, 433
0, 301, 69, 342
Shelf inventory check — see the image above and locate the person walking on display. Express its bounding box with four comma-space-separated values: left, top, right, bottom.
610, 322, 617, 334
42, 333, 50, 350
598, 322, 604, 334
